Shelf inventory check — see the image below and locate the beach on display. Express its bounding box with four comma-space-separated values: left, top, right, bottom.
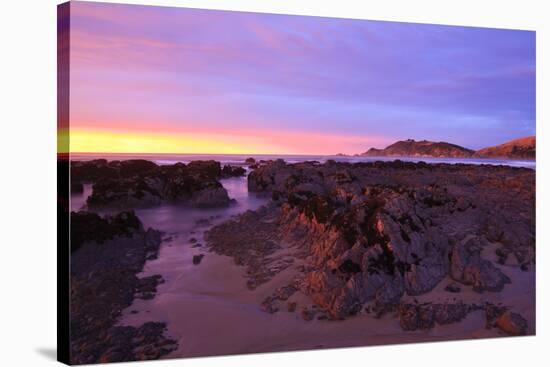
68, 156, 535, 363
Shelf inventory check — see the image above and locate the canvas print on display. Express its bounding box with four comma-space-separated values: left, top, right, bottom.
57, 1, 536, 365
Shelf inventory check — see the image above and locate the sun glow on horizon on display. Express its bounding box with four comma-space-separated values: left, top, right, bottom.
67, 129, 279, 155
63, 128, 388, 155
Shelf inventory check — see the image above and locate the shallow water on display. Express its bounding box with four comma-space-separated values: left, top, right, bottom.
133, 176, 268, 234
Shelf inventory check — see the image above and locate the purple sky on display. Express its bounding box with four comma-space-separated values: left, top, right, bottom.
69, 1, 536, 154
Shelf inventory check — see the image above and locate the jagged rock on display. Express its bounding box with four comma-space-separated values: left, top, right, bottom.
496, 311, 528, 335
399, 302, 472, 331
186, 160, 221, 178
70, 211, 176, 364
221, 165, 246, 177
73, 159, 232, 208
70, 211, 142, 253
209, 160, 534, 321
450, 237, 511, 292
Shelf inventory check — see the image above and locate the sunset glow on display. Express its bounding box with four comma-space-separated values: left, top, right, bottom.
67, 1, 536, 154
67, 128, 386, 155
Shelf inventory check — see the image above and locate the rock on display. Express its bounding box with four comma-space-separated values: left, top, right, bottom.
70, 211, 176, 364
245, 157, 256, 164
192, 254, 205, 265
117, 159, 159, 178
399, 302, 472, 331
186, 160, 221, 179
221, 165, 246, 177
70, 211, 143, 253
496, 311, 528, 336
70, 159, 115, 182
188, 186, 231, 208
444, 282, 462, 293
72, 159, 232, 208
450, 237, 511, 292
301, 307, 317, 321
71, 181, 84, 194
210, 160, 534, 320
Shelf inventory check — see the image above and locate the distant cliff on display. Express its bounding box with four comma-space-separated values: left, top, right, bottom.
474, 136, 535, 160
360, 139, 475, 158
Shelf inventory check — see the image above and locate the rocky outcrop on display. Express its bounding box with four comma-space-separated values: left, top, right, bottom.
450, 237, 511, 292
495, 311, 528, 336
71, 181, 84, 194
398, 302, 473, 331
360, 139, 474, 158
70, 211, 143, 253
72, 159, 231, 208
221, 164, 246, 178
475, 136, 535, 160
213, 160, 534, 322
206, 204, 292, 290
70, 211, 177, 364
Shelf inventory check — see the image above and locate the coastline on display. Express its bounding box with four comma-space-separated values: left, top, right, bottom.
69, 158, 536, 361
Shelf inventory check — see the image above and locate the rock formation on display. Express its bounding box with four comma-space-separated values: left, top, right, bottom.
207, 160, 534, 327
71, 159, 233, 208
70, 210, 177, 364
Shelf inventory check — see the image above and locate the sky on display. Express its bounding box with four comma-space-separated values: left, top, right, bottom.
67, 1, 536, 155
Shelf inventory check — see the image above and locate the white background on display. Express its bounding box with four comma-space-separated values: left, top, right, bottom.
0, 0, 548, 366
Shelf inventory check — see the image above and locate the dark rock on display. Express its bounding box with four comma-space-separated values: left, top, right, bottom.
70, 211, 176, 364
72, 159, 231, 208
209, 160, 534, 320
444, 282, 462, 293
118, 159, 159, 178
192, 254, 205, 265
71, 181, 84, 194
70, 211, 142, 253
301, 307, 317, 321
450, 237, 511, 292
221, 165, 246, 177
186, 160, 221, 179
399, 302, 471, 331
